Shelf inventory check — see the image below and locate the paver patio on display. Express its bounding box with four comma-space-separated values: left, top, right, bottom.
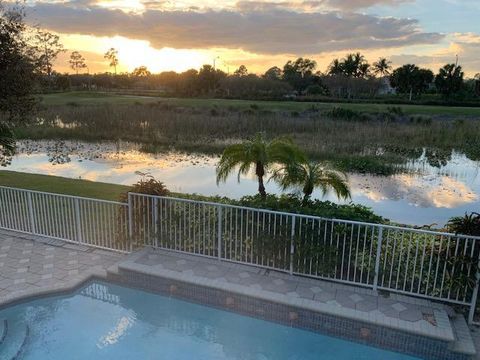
0, 229, 124, 307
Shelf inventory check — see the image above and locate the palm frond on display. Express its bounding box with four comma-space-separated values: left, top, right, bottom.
216, 143, 250, 184
272, 160, 351, 201
314, 168, 351, 200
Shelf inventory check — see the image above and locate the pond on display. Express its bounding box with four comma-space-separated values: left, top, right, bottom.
2, 140, 479, 227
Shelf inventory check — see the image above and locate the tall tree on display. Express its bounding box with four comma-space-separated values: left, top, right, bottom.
475, 73, 480, 97
372, 58, 392, 77
233, 65, 248, 77
272, 161, 350, 204
0, 1, 38, 163
104, 47, 119, 75
132, 65, 151, 77
69, 51, 87, 75
0, 122, 15, 166
197, 64, 226, 93
282, 58, 317, 92
328, 59, 344, 75
435, 63, 464, 99
263, 66, 282, 81
390, 64, 434, 101
34, 30, 65, 76
328, 53, 370, 78
216, 133, 305, 199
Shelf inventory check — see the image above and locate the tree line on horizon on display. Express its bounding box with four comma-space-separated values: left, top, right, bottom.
48, 48, 480, 103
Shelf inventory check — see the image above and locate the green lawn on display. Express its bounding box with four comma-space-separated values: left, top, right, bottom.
40, 91, 480, 116
40, 91, 160, 106
0, 171, 129, 201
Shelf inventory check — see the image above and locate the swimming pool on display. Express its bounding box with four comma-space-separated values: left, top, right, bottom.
0, 281, 420, 360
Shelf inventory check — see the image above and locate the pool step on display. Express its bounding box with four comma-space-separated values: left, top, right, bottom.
0, 319, 29, 360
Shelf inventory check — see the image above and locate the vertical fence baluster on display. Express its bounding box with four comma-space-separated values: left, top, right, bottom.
153, 197, 159, 248
290, 215, 296, 275
373, 226, 384, 292
127, 193, 133, 251
74, 198, 82, 243
27, 191, 36, 234
217, 205, 222, 260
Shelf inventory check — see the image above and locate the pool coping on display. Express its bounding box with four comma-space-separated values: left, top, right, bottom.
117, 247, 455, 342
0, 268, 107, 311
109, 248, 476, 360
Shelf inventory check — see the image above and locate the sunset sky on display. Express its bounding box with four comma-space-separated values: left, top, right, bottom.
23, 0, 480, 76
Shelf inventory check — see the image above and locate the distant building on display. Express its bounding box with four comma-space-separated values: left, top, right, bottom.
378, 77, 396, 95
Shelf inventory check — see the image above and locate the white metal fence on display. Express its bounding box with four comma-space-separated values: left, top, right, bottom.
1, 186, 480, 323
0, 186, 130, 252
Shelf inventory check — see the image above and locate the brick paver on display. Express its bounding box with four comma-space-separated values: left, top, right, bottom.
0, 229, 124, 306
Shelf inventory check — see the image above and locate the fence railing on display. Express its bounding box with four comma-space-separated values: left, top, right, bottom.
1, 186, 480, 323
0, 186, 129, 252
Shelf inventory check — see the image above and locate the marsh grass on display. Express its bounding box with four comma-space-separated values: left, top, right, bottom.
9, 102, 480, 173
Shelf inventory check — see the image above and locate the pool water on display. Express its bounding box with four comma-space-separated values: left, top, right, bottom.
0, 282, 420, 360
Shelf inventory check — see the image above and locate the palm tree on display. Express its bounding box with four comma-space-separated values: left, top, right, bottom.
273, 161, 351, 204
0, 123, 15, 166
216, 133, 305, 199
372, 58, 392, 77
328, 59, 343, 75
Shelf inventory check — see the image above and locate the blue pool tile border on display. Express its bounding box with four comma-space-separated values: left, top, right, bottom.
107, 268, 470, 360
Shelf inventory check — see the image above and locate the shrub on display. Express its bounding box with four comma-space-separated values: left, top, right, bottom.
123, 175, 169, 199
324, 107, 368, 121
387, 106, 404, 116
447, 213, 480, 236
175, 193, 385, 224
409, 116, 432, 125
118, 175, 170, 249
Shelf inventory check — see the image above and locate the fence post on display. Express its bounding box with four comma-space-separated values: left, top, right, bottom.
373, 226, 383, 292
290, 215, 296, 275
217, 205, 223, 260
468, 259, 480, 324
128, 193, 133, 251
153, 197, 159, 248
27, 192, 36, 234
74, 198, 83, 243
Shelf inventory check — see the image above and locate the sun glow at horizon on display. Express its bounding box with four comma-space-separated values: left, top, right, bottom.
54, 32, 478, 77
59, 34, 213, 73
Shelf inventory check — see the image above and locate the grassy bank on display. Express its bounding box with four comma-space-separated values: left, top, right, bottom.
0, 171, 129, 201
39, 91, 480, 116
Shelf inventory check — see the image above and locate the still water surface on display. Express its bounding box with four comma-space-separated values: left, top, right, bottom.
2, 140, 479, 226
